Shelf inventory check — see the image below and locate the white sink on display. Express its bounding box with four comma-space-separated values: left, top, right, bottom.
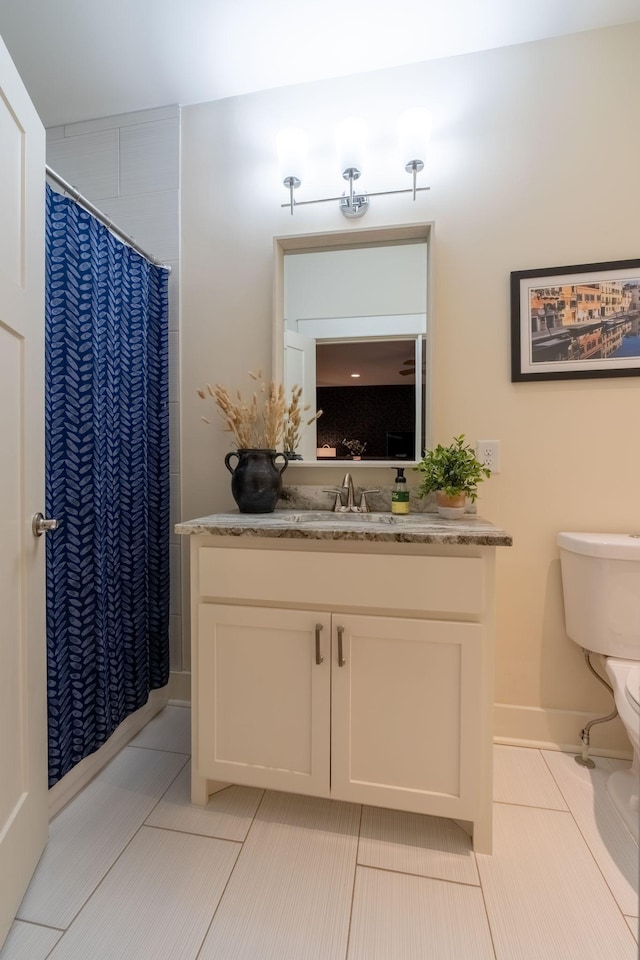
287, 511, 405, 524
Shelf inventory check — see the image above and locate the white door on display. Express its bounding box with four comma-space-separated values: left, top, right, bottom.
284, 329, 316, 460
196, 604, 331, 796
0, 34, 48, 949
330, 614, 483, 820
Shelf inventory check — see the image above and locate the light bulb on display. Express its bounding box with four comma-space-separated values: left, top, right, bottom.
397, 108, 432, 166
276, 127, 308, 184
335, 117, 367, 176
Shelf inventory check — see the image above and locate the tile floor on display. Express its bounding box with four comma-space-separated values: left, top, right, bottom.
3, 706, 638, 960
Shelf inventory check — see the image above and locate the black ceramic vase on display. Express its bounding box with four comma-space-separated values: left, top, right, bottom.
224, 448, 288, 513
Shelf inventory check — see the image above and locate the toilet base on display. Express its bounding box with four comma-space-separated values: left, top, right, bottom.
606, 768, 639, 843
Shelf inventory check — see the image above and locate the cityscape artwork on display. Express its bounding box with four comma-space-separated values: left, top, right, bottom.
511, 259, 640, 381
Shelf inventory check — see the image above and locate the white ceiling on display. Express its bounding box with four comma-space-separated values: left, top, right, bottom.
317, 341, 421, 387
1, 0, 640, 127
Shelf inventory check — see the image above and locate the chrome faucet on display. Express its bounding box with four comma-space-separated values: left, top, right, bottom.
341, 473, 356, 511
323, 473, 379, 513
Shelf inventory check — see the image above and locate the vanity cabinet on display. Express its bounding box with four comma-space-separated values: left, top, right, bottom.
196, 604, 482, 818
188, 534, 497, 852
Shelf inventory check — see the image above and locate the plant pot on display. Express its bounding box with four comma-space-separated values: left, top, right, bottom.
435, 491, 467, 519
224, 448, 288, 513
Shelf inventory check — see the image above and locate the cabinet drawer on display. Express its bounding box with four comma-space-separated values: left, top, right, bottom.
198, 547, 484, 615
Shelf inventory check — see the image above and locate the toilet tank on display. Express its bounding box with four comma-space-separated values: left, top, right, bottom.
558, 533, 640, 659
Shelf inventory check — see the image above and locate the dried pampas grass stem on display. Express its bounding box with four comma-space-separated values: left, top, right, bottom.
199, 372, 319, 452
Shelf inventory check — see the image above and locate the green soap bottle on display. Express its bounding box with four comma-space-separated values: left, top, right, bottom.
391, 467, 410, 514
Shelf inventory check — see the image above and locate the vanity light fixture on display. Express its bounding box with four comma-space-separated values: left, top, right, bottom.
276, 127, 309, 215
397, 107, 432, 200
350, 372, 361, 378
277, 109, 431, 217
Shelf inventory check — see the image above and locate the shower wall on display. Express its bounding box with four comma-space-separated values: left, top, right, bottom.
46, 105, 183, 677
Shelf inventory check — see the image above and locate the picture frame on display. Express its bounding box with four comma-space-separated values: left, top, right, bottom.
510, 258, 640, 382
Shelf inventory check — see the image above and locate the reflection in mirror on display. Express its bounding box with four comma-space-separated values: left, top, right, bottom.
281, 236, 428, 463
316, 339, 425, 460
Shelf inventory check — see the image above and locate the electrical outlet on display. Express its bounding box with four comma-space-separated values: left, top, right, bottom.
476, 440, 500, 474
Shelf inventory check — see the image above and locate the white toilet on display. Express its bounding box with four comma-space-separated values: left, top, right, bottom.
558, 532, 640, 842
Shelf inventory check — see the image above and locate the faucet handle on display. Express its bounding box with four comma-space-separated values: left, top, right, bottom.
323, 487, 347, 511
357, 488, 380, 513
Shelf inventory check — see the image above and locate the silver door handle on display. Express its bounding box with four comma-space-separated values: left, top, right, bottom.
337, 625, 346, 667
32, 512, 59, 537
315, 623, 324, 665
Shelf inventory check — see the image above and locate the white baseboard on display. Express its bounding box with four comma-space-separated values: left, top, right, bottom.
160, 675, 632, 760
50, 678, 628, 816
48, 688, 170, 819
494, 702, 632, 759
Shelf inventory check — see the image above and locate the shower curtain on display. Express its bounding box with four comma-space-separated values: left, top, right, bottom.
45, 184, 170, 787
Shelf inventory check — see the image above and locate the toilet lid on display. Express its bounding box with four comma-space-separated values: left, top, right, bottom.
625, 666, 640, 712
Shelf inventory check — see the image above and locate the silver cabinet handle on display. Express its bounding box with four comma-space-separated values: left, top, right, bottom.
32, 512, 59, 537
337, 625, 346, 667
315, 623, 324, 665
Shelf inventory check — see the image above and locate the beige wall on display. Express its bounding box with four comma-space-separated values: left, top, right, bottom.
180, 24, 640, 751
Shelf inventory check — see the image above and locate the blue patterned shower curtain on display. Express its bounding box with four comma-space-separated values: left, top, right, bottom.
45, 185, 170, 787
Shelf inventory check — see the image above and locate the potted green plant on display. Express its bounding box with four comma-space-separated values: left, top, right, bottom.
414, 434, 491, 518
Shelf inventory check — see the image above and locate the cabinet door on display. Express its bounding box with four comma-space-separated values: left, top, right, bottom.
197, 604, 331, 796
331, 614, 483, 819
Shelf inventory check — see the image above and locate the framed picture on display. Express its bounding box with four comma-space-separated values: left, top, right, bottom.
511, 258, 640, 381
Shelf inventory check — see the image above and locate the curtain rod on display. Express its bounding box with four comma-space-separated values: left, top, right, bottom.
45, 165, 172, 273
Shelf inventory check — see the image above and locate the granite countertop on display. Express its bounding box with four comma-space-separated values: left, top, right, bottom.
175, 510, 512, 546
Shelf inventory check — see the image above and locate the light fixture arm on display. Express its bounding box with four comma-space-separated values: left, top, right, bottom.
340, 166, 369, 218
283, 176, 301, 216
280, 183, 430, 213
405, 159, 425, 201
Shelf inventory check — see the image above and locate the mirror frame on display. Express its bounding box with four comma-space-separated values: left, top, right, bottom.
273, 221, 433, 467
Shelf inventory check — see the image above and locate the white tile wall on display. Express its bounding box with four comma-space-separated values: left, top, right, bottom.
46, 106, 182, 669
170, 543, 182, 617
169, 614, 183, 668
166, 260, 180, 331
170, 473, 182, 545
97, 190, 179, 262
120, 119, 179, 195
169, 404, 181, 473
47, 130, 119, 199
63, 105, 178, 138
168, 331, 180, 401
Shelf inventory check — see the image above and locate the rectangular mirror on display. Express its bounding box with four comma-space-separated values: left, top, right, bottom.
273, 224, 431, 465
